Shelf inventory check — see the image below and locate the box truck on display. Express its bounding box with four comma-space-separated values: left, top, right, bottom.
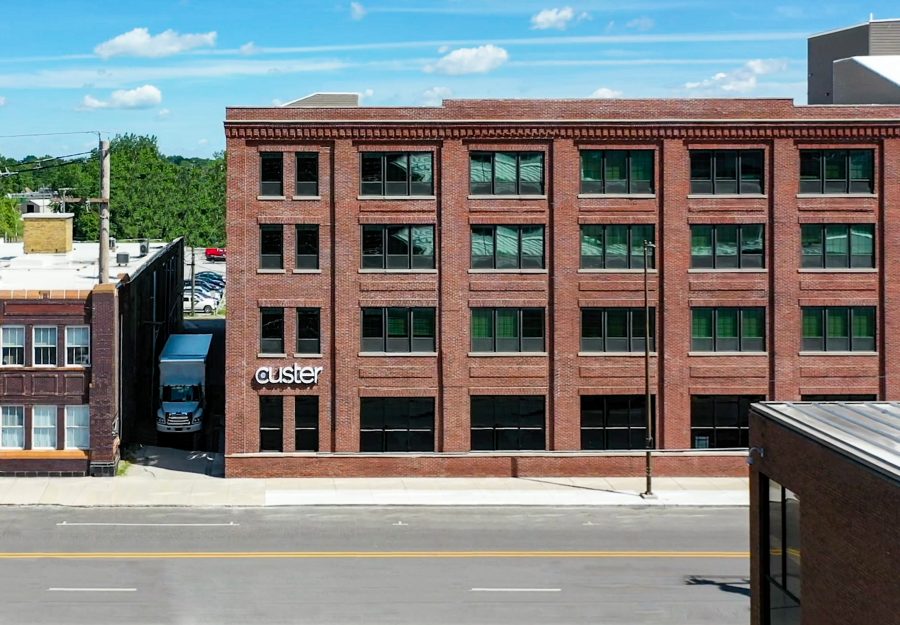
156, 334, 213, 433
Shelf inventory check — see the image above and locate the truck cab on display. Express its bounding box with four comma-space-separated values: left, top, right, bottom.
156, 334, 213, 433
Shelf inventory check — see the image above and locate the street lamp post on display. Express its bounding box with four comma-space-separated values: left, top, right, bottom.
641, 240, 657, 499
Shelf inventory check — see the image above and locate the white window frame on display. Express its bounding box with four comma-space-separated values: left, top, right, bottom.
0, 326, 26, 367
0, 406, 25, 449
64, 405, 90, 449
65, 326, 91, 367
33, 326, 58, 367
31, 405, 58, 450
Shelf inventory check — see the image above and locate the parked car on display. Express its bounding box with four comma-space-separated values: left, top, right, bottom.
185, 285, 222, 303
196, 271, 226, 287
183, 294, 219, 315
205, 248, 226, 262
186, 278, 224, 293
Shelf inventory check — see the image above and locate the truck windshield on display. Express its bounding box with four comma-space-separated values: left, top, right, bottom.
163, 385, 200, 402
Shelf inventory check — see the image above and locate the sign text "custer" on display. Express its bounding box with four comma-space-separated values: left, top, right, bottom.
255, 365, 323, 385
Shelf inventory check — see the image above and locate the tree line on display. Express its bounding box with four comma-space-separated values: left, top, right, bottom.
0, 134, 225, 247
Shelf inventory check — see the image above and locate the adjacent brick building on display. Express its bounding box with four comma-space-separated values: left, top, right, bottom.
223, 96, 900, 478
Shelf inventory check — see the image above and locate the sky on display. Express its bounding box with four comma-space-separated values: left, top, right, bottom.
0, 0, 896, 159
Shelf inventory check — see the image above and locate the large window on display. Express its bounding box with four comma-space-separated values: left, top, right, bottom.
471, 395, 545, 451
33, 326, 57, 366
800, 149, 873, 194
690, 395, 762, 448
471, 308, 545, 353
360, 397, 435, 452
360, 152, 433, 196
0, 326, 25, 366
692, 307, 765, 352
296, 308, 320, 354
690, 150, 764, 195
259, 224, 283, 270
32, 405, 57, 449
800, 224, 874, 269
801, 307, 875, 352
295, 224, 319, 270
295, 396, 319, 451
295, 152, 319, 196
260, 152, 283, 196
580, 150, 654, 194
362, 225, 434, 269
260, 308, 285, 354
580, 224, 655, 269
64, 405, 90, 449
470, 152, 545, 196
581, 308, 655, 352
65, 326, 90, 366
581, 395, 654, 450
766, 479, 801, 625
0, 406, 24, 449
361, 307, 436, 353
691, 225, 764, 269
470, 225, 544, 269
800, 394, 877, 401
259, 396, 283, 452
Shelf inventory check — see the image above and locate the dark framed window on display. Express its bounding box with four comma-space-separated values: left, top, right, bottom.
33, 326, 57, 366
296, 308, 320, 354
580, 224, 655, 269
581, 308, 655, 352
295, 224, 319, 270
765, 478, 801, 624
360, 397, 435, 452
692, 307, 765, 352
799, 149, 873, 194
361, 307, 436, 353
690, 395, 762, 448
469, 152, 545, 195
471, 308, 545, 353
689, 150, 764, 195
361, 225, 434, 269
295, 152, 319, 196
580, 150, 654, 194
259, 224, 283, 269
581, 395, 655, 450
800, 394, 877, 401
801, 307, 875, 352
260, 152, 283, 196
691, 224, 764, 269
295, 396, 319, 451
800, 224, 874, 269
260, 307, 284, 354
259, 396, 283, 452
471, 395, 545, 451
470, 225, 544, 269
360, 152, 433, 196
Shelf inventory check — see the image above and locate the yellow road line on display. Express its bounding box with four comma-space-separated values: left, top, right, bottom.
0, 550, 749, 560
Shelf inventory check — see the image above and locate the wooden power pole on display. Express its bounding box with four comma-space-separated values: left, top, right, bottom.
98, 139, 111, 284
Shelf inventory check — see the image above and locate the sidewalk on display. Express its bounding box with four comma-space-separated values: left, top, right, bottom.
0, 447, 749, 507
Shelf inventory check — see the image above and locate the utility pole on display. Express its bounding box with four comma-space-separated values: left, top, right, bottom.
641, 240, 657, 499
190, 245, 196, 317
98, 139, 110, 284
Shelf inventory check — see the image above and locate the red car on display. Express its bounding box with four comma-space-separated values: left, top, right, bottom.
205, 248, 226, 262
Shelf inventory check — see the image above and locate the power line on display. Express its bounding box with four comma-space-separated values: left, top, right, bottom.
0, 131, 101, 139
2, 155, 95, 177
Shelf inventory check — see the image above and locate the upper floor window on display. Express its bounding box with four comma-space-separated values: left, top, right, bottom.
362, 307, 436, 353
0, 326, 25, 366
692, 307, 765, 352
580, 224, 655, 269
471, 225, 544, 269
690, 150, 764, 195
471, 308, 545, 353
802, 306, 875, 352
581, 308, 655, 353
362, 225, 434, 270
296, 308, 321, 355
259, 224, 283, 270
65, 326, 90, 366
360, 152, 433, 196
260, 307, 284, 355
260, 152, 283, 196
800, 149, 873, 194
801, 224, 874, 269
691, 224, 764, 269
470, 152, 544, 196
33, 326, 57, 366
295, 152, 319, 196
295, 224, 319, 270
580, 150, 654, 194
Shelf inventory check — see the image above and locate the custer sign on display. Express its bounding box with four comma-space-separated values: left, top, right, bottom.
255, 364, 323, 385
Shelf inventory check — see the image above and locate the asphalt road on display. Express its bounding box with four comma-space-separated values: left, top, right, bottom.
0, 506, 749, 625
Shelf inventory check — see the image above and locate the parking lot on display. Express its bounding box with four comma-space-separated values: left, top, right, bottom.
183, 246, 226, 317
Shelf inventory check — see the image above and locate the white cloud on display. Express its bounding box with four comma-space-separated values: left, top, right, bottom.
0, 96, 6, 106
424, 44, 509, 75
531, 7, 575, 30
626, 16, 655, 31
422, 86, 452, 106
350, 2, 366, 20
438, 45, 450, 53
591, 87, 623, 98
157, 107, 170, 118
684, 59, 788, 93
198, 138, 208, 146
94, 28, 217, 59
360, 88, 375, 102
81, 84, 163, 109
239, 42, 258, 56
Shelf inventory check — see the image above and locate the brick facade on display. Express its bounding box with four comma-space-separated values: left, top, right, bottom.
224, 98, 900, 478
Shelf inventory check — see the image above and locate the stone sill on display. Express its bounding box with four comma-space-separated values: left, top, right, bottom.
358, 195, 436, 201
468, 269, 547, 274
291, 195, 322, 201
578, 352, 657, 357
797, 268, 877, 273
688, 268, 767, 273
292, 353, 323, 359
257, 353, 288, 358
798, 351, 877, 356
689, 351, 766, 356
578, 268, 658, 274
468, 352, 547, 357
578, 193, 656, 199
468, 195, 547, 200
257, 269, 286, 274
358, 352, 437, 357
292, 269, 322, 274
687, 194, 767, 199
257, 195, 286, 201
359, 269, 438, 274
796, 193, 876, 199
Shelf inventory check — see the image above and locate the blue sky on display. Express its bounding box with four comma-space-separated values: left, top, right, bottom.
0, 0, 895, 159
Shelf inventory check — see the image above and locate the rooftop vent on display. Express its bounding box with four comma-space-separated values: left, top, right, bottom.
116, 252, 130, 266
281, 93, 360, 108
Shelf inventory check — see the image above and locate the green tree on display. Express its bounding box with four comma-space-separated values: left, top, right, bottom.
0, 197, 23, 240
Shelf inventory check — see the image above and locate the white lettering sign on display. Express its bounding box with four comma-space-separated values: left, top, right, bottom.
255, 364, 323, 385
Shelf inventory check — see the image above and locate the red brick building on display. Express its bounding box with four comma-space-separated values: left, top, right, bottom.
223, 96, 900, 478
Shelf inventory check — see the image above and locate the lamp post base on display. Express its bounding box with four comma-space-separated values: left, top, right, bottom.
639, 491, 658, 500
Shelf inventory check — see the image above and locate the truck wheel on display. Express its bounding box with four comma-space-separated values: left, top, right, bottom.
203, 305, 213, 314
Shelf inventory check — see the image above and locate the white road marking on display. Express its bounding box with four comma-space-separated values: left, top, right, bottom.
392, 521, 408, 526
470, 588, 562, 592
57, 521, 238, 527
48, 588, 137, 592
